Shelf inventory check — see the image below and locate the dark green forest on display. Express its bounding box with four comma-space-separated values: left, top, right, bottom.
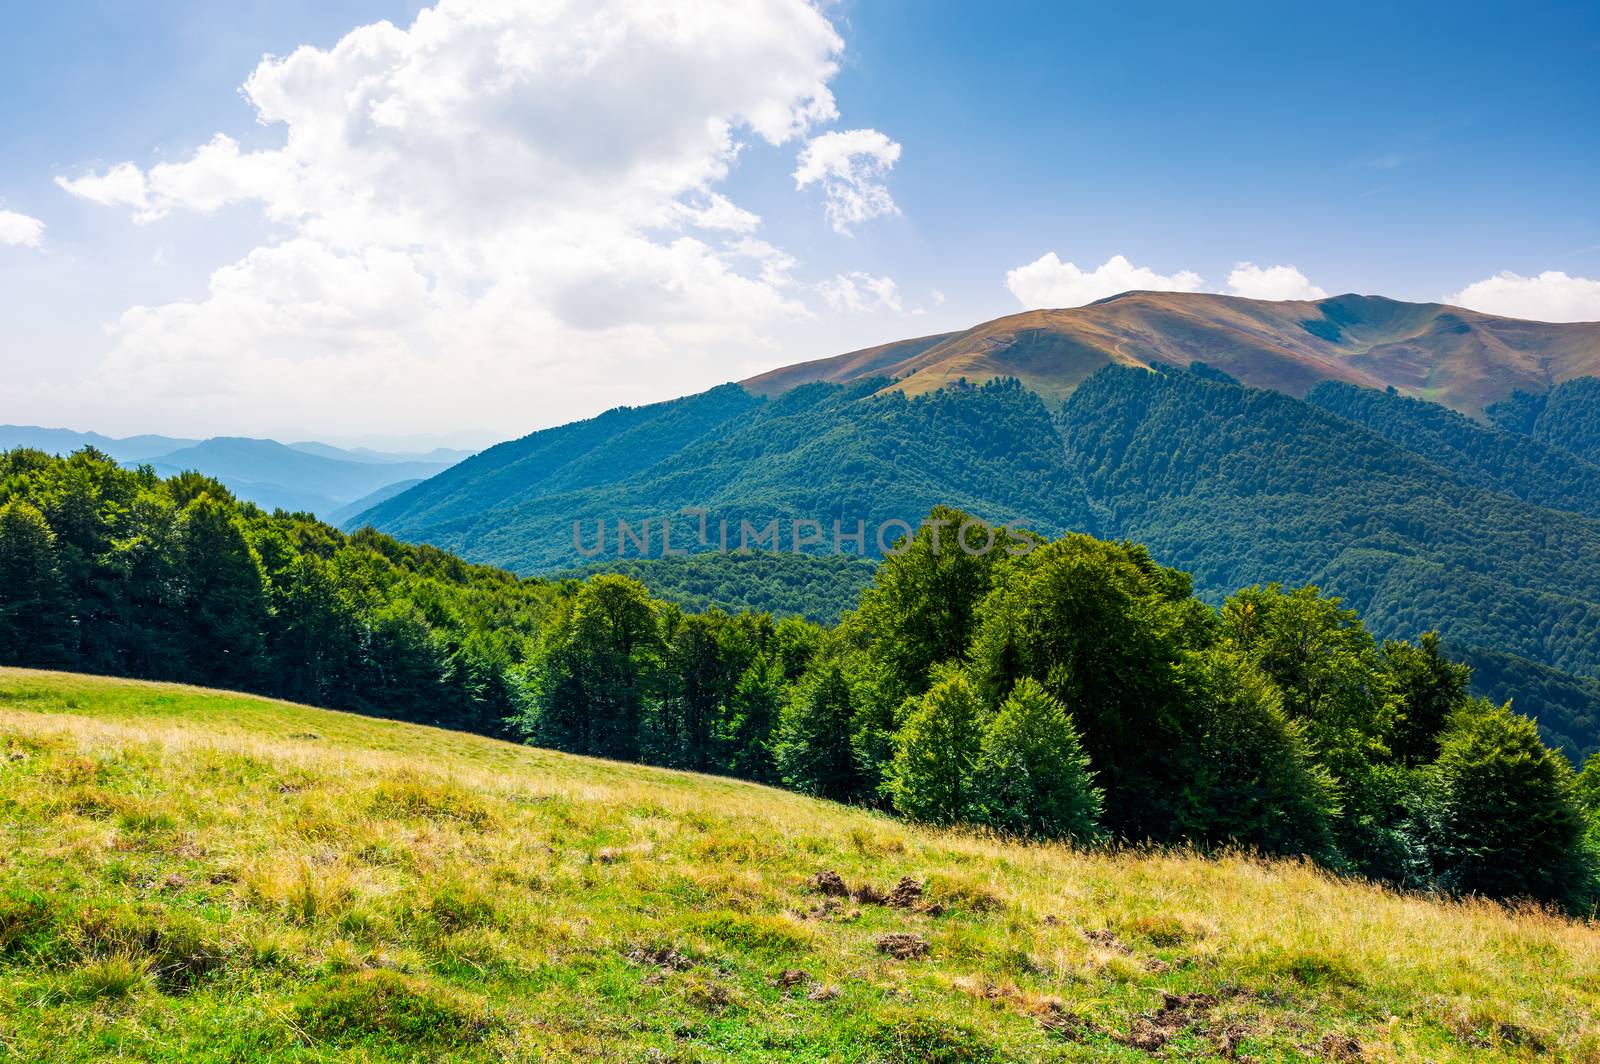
354, 365, 1600, 768
557, 552, 874, 623
4, 450, 1599, 912
1488, 376, 1600, 465
0, 448, 555, 739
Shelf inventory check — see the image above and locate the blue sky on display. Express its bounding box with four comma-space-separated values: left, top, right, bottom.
1, 0, 1597, 445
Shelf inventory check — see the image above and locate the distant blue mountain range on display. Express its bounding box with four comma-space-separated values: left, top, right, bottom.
0, 425, 472, 517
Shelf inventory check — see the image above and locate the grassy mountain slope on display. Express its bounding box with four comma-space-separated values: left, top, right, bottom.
4, 668, 1596, 1062
743, 292, 1600, 415
742, 332, 957, 397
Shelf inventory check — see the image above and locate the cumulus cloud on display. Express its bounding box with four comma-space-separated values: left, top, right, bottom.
54, 162, 150, 211
1448, 270, 1600, 323
793, 128, 901, 234
817, 271, 902, 313
1004, 253, 1333, 308
0, 209, 45, 248
1005, 253, 1205, 309
1225, 262, 1327, 301
47, 0, 874, 436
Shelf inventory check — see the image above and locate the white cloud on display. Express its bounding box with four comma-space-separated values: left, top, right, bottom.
1448, 270, 1600, 323
1005, 252, 1205, 309
55, 162, 150, 212
46, 0, 872, 436
0, 209, 46, 248
817, 271, 901, 313
1225, 262, 1327, 301
727, 237, 799, 289
793, 128, 901, 234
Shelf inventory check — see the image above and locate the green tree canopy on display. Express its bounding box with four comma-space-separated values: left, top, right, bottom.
971, 677, 1102, 842
774, 662, 861, 802
1176, 650, 1338, 860
0, 498, 72, 665
887, 668, 984, 826
1427, 700, 1596, 912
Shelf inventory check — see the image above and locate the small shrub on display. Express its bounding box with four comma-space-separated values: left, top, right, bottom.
695, 912, 809, 957
243, 860, 355, 926
293, 970, 495, 1048
864, 1008, 998, 1064
1271, 949, 1362, 989
72, 905, 225, 990
423, 878, 500, 933
926, 874, 1004, 914
1122, 914, 1194, 948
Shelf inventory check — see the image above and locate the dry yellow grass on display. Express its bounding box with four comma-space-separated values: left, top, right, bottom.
2, 667, 1597, 1062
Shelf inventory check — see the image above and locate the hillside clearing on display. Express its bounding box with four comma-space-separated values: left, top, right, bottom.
1, 668, 1596, 1062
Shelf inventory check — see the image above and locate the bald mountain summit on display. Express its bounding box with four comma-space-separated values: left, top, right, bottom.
744, 291, 1600, 415
352, 292, 1600, 758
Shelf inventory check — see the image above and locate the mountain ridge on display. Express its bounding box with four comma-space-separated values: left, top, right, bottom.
742, 292, 1600, 415
0, 425, 469, 517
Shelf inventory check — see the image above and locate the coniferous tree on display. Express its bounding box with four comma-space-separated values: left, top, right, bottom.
101, 490, 184, 678
971, 677, 1102, 841
1576, 753, 1600, 851
269, 553, 359, 708
1222, 584, 1405, 874
725, 657, 784, 783
967, 535, 1203, 839
659, 611, 730, 770
523, 575, 659, 759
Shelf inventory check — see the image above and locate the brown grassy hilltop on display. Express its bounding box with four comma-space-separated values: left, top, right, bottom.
743, 292, 1600, 416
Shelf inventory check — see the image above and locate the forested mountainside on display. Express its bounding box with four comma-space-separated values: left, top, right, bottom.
7, 452, 1600, 914
356, 362, 1600, 761
1060, 365, 1600, 675
0, 448, 553, 738
741, 292, 1600, 414
1305, 380, 1600, 519
359, 378, 1096, 573
556, 552, 875, 624
1488, 376, 1600, 465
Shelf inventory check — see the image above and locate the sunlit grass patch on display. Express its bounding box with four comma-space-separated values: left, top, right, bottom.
1, 667, 1597, 1062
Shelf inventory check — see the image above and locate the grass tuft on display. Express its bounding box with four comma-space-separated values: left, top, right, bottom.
293, 969, 495, 1048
